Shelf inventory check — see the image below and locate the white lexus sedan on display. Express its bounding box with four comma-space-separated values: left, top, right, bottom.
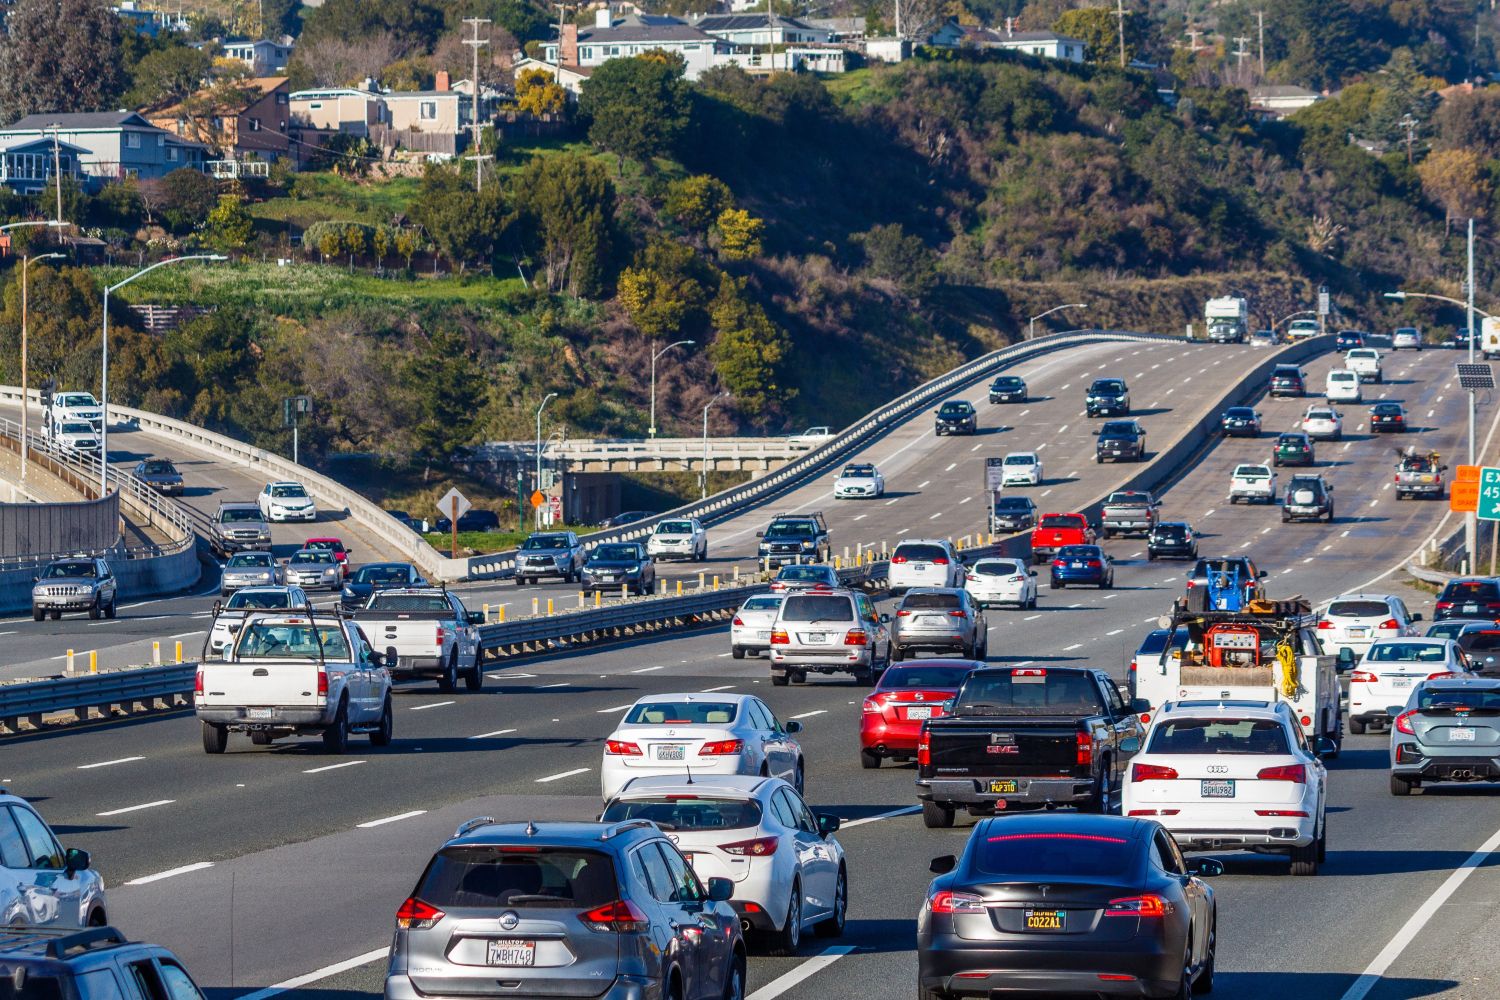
601, 693, 804, 800
602, 774, 846, 954
1122, 700, 1330, 875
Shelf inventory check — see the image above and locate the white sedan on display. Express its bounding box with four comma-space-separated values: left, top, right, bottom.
208, 585, 311, 658
1122, 700, 1330, 875
258, 480, 318, 522
601, 692, 804, 800
1302, 407, 1343, 441
833, 463, 885, 499
964, 557, 1037, 609
1348, 637, 1473, 734
732, 593, 786, 659
602, 774, 846, 954
999, 451, 1043, 486
646, 517, 707, 561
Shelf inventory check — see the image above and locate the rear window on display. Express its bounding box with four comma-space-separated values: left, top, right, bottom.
416, 846, 618, 909
1328, 372, 1356, 382
894, 543, 947, 561
1364, 642, 1448, 662
236, 622, 351, 660
972, 560, 1023, 576
226, 591, 292, 610
624, 701, 737, 725
1234, 465, 1269, 477
601, 796, 761, 831
955, 671, 1105, 716
780, 595, 855, 622
1038, 515, 1084, 529
975, 831, 1132, 877
1327, 600, 1391, 618
1056, 546, 1098, 559
1152, 525, 1187, 539
1147, 718, 1290, 755
880, 664, 973, 689
777, 566, 829, 581
1426, 622, 1470, 639
1417, 687, 1500, 711
1440, 581, 1500, 602
901, 592, 961, 610
367, 594, 449, 612
1459, 631, 1500, 652
741, 596, 783, 612
1273, 366, 1300, 376
1277, 434, 1305, 445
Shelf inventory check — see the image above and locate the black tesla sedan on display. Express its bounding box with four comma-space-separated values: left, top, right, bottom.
918, 814, 1220, 999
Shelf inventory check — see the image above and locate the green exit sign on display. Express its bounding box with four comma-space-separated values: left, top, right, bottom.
1480, 467, 1500, 521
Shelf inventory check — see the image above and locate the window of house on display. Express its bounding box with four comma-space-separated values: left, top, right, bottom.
125, 132, 141, 149
582, 46, 594, 58
276, 93, 288, 104
682, 43, 698, 49
250, 119, 261, 131
419, 101, 437, 120
167, 147, 178, 162
309, 102, 323, 110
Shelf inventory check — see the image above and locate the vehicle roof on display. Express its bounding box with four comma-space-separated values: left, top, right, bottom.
1369, 636, 1451, 646
894, 537, 951, 545
967, 664, 1098, 677
528, 531, 575, 538
1329, 593, 1396, 603
358, 561, 415, 570
901, 586, 963, 596
231, 585, 300, 595
368, 586, 445, 595
613, 774, 782, 798
1004, 451, 1039, 459
1158, 699, 1289, 720
268, 480, 304, 487
449, 820, 660, 848
973, 812, 1146, 841
0, 925, 144, 963
629, 691, 751, 705
218, 500, 261, 509
1037, 511, 1086, 519
1419, 677, 1500, 691
305, 536, 342, 544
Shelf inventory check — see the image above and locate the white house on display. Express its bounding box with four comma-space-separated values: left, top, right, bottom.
221, 38, 295, 75
512, 58, 594, 96
716, 44, 847, 74
1248, 85, 1324, 116
690, 13, 834, 47
988, 28, 1085, 62
542, 11, 730, 81
864, 37, 911, 62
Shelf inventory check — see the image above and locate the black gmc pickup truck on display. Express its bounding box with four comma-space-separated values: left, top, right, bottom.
915, 665, 1146, 828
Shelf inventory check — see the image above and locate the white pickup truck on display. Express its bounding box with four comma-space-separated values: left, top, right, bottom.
346, 588, 486, 692
1344, 348, 1383, 384
1228, 463, 1278, 505
196, 611, 393, 754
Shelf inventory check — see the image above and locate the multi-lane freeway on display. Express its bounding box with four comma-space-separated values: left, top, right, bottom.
3, 338, 1494, 1000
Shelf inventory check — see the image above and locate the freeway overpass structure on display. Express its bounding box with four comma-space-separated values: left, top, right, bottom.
475, 435, 818, 473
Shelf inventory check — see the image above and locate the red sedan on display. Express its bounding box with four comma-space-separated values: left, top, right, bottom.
860, 660, 980, 768
305, 537, 351, 578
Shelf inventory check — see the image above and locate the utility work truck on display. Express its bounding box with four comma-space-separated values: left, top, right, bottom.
1135, 598, 1344, 753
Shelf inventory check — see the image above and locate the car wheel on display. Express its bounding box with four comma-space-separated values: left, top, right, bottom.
1317, 824, 1327, 864
49, 610, 60, 620
771, 671, 790, 687
31, 606, 43, 622
891, 644, 905, 662
1049, 580, 1059, 590
792, 670, 809, 685
815, 866, 848, 938
768, 885, 802, 957
515, 575, 525, 586
722, 953, 746, 1000
793, 760, 805, 794
860, 747, 881, 769
88, 597, 101, 621
1196, 917, 1216, 994
371, 696, 394, 746
732, 645, 745, 660
1289, 839, 1319, 876
201, 721, 228, 755
1348, 717, 1365, 735
1083, 764, 1111, 813
921, 800, 955, 829
322, 699, 350, 754
1170, 950, 1195, 1000
464, 656, 483, 692
105, 595, 116, 619
438, 651, 458, 693
1390, 773, 1413, 796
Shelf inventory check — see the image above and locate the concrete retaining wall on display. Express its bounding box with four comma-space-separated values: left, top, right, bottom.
0, 492, 120, 557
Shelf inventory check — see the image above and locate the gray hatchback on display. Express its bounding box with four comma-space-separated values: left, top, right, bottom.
386, 819, 747, 1000
891, 588, 987, 661
1390, 678, 1500, 795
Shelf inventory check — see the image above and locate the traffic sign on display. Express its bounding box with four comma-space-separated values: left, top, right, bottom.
1317, 287, 1330, 316
549, 496, 562, 518
985, 457, 1004, 491
437, 487, 471, 521
1452, 481, 1480, 513
1479, 467, 1500, 521
529, 490, 545, 509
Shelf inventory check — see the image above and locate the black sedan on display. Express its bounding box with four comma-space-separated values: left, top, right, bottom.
919, 814, 1220, 999
988, 375, 1028, 404
935, 400, 979, 435
990, 495, 1037, 532
340, 562, 425, 610
1370, 401, 1408, 433
580, 541, 656, 596
1219, 406, 1262, 437
133, 458, 184, 495
1147, 521, 1198, 561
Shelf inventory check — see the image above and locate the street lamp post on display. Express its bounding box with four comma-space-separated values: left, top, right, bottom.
649, 339, 694, 438
19, 251, 65, 483
700, 392, 729, 499
1272, 309, 1317, 335
535, 391, 558, 526
100, 255, 227, 496
1027, 303, 1087, 341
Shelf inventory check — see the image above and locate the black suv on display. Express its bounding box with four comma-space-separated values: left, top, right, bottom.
1435, 578, 1500, 621
1282, 475, 1334, 523
1084, 378, 1130, 417
757, 511, 830, 566
1335, 330, 1367, 350
987, 375, 1028, 404
1095, 419, 1146, 462
934, 399, 978, 435
0, 927, 205, 1000
1269, 364, 1307, 397
1147, 521, 1198, 561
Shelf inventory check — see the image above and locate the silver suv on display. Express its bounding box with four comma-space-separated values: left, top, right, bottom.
891, 588, 987, 660
769, 588, 891, 686
0, 927, 202, 1000
211, 501, 272, 558
31, 557, 117, 622
515, 532, 585, 584
386, 818, 746, 1000
0, 789, 108, 927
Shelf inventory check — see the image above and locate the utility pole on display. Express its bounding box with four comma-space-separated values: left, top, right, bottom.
50, 125, 62, 224
1467, 217, 1478, 573
1400, 113, 1419, 165
894, 0, 901, 42
553, 2, 570, 68
1114, 0, 1128, 68
1233, 36, 1250, 75
1256, 9, 1265, 76
463, 17, 490, 192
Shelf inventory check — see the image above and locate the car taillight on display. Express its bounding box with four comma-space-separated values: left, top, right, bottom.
580, 899, 650, 933
719, 836, 778, 856
1317, 620, 1334, 630
396, 897, 444, 929
1131, 762, 1178, 781
436, 624, 447, 646
194, 669, 204, 695
1076, 732, 1093, 766
933, 558, 949, 565
732, 616, 744, 626
1256, 764, 1306, 783
1255, 810, 1310, 817
1379, 619, 1400, 630
1350, 670, 1378, 683
844, 629, 868, 646
948, 610, 967, 619
917, 732, 931, 767
929, 890, 984, 914
1105, 895, 1168, 917
1436, 601, 1453, 611
1086, 560, 1102, 569
1427, 671, 1456, 680
1395, 711, 1417, 735
1052, 559, 1064, 568
863, 697, 881, 714
891, 556, 908, 564
770, 629, 789, 645
317, 670, 328, 696
896, 609, 912, 617
605, 740, 642, 756
699, 739, 744, 755
1009, 575, 1026, 583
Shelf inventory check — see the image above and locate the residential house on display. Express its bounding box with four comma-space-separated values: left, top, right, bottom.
541, 11, 730, 81
926, 20, 967, 47
382, 88, 472, 137
987, 26, 1086, 62
289, 86, 387, 137
864, 37, 911, 62
0, 135, 86, 194
1248, 84, 1322, 118
147, 77, 292, 164
221, 38, 295, 76
0, 112, 206, 186
511, 58, 593, 97
113, 1, 187, 37
690, 13, 835, 47
717, 44, 847, 74
804, 16, 867, 42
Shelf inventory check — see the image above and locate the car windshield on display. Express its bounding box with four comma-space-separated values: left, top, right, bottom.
592, 545, 643, 561
235, 622, 351, 659
353, 565, 408, 584
894, 543, 946, 561
624, 701, 738, 725
995, 498, 1031, 511
290, 552, 333, 565
1440, 581, 1500, 602
1328, 600, 1391, 618
1365, 642, 1448, 662
1100, 423, 1136, 437
43, 561, 94, 578
1417, 688, 1500, 711
1147, 718, 1290, 755
955, 671, 1103, 716
972, 559, 1023, 576
975, 830, 1132, 876
368, 594, 450, 612
880, 664, 973, 689
938, 402, 971, 416
841, 466, 874, 478
656, 521, 694, 534
741, 596, 784, 612
780, 595, 854, 622
778, 566, 829, 581
1003, 455, 1035, 466
59, 393, 96, 407
993, 377, 1023, 388
1234, 465, 1269, 477
140, 460, 177, 475
602, 796, 762, 831
219, 508, 262, 523
227, 553, 273, 568
226, 590, 293, 610
1038, 515, 1084, 529
902, 591, 961, 610
1090, 380, 1124, 393
61, 422, 92, 435
765, 521, 814, 538
523, 535, 570, 550
416, 846, 618, 910
270, 484, 307, 498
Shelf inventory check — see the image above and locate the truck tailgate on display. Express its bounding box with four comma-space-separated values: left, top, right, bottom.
198, 661, 324, 708
358, 618, 444, 657
927, 720, 1079, 775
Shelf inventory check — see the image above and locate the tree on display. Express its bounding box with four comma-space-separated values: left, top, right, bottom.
664, 174, 733, 236
150, 168, 219, 234
204, 193, 253, 250
0, 0, 126, 120
287, 34, 401, 88
857, 223, 937, 299
1417, 148, 1491, 235
515, 67, 566, 116
299, 0, 445, 56
893, 0, 945, 42
578, 55, 691, 174
707, 276, 792, 418
372, 225, 392, 264
1054, 6, 1144, 67
512, 153, 614, 297
409, 165, 509, 270
713, 208, 764, 261
394, 227, 422, 270
402, 328, 487, 479
617, 238, 710, 338
124, 44, 212, 110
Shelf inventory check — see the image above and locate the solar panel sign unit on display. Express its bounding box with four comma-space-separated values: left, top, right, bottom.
1457, 364, 1495, 390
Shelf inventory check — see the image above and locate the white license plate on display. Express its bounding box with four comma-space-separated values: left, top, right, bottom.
1348, 627, 1369, 637
913, 564, 928, 571
1464, 604, 1479, 613
757, 630, 771, 640
808, 633, 828, 643
1393, 678, 1413, 689
1200, 779, 1235, 798
1451, 728, 1477, 741
486, 939, 536, 967
1071, 562, 1085, 568
657, 745, 685, 761
246, 708, 274, 720
918, 616, 943, 627
907, 706, 933, 720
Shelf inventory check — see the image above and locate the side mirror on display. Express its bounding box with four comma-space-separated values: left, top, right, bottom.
1119, 736, 1141, 753
929, 854, 957, 875
880, 613, 891, 623
1412, 613, 1424, 622
941, 699, 956, 714
1314, 737, 1338, 758
1187, 858, 1224, 878
1130, 698, 1152, 714
784, 720, 803, 734
64, 848, 90, 875
1336, 648, 1355, 672
706, 876, 734, 902
1028, 569, 1038, 577
1258, 571, 1268, 579
370, 652, 386, 668
755, 532, 764, 539
385, 645, 398, 666
212, 600, 222, 616
468, 611, 486, 625
817, 813, 841, 837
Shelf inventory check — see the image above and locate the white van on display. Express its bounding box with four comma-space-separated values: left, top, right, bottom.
1325, 368, 1362, 403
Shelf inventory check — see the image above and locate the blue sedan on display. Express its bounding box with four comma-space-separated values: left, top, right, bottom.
1049, 544, 1115, 590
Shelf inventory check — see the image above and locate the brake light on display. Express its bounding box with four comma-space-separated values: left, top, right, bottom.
1427, 671, 1456, 680
863, 697, 881, 714
1104, 895, 1167, 918
770, 629, 789, 645
437, 624, 447, 646
396, 897, 444, 929
933, 558, 949, 565
929, 890, 984, 914
719, 836, 778, 856
1052, 560, 1064, 568
1010, 575, 1026, 583
1380, 619, 1401, 630
580, 899, 650, 933
732, 616, 745, 626
1255, 810, 1310, 817
1087, 560, 1102, 569
844, 629, 868, 646
317, 669, 328, 697
1076, 731, 1093, 766
1126, 809, 1180, 816
1317, 620, 1334, 630
948, 610, 967, 619
1131, 762, 1178, 781
194, 669, 204, 695
896, 609, 912, 617
917, 732, 931, 766
1395, 711, 1417, 735
1436, 601, 1453, 611
699, 739, 744, 756
966, 574, 977, 582
1350, 670, 1378, 684
1256, 763, 1306, 783
605, 740, 642, 756
891, 556, 908, 564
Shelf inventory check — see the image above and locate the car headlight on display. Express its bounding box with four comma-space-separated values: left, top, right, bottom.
342, 586, 355, 597
801, 541, 814, 549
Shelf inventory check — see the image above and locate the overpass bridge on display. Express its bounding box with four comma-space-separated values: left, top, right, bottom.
473, 435, 818, 473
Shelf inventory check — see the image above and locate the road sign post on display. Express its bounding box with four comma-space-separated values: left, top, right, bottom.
437, 487, 471, 558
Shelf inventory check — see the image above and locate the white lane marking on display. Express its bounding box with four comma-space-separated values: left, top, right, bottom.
410, 701, 455, 711
597, 703, 634, 714
97, 800, 174, 817
853, 514, 867, 521
747, 946, 856, 1000
1341, 530, 1350, 537
1036, 442, 1047, 451
840, 805, 921, 829
884, 498, 900, 506
929, 513, 942, 520
77, 756, 144, 770
1302, 557, 1315, 564
1023, 614, 1041, 621
790, 710, 827, 719
469, 728, 517, 740
702, 684, 736, 692
1260, 527, 1272, 535
170, 630, 204, 639
1282, 568, 1294, 575
304, 760, 366, 774
970, 443, 983, 452
1369, 499, 1379, 508
717, 653, 732, 658
1064, 643, 1082, 651
1104, 594, 1117, 600
1342, 442, 1352, 451
959, 497, 972, 505
539, 682, 570, 688
536, 767, 591, 784
631, 665, 664, 673
1060, 384, 1071, 391
1019, 409, 1031, 417
1339, 823, 1500, 1000
1240, 541, 1252, 549
357, 810, 427, 828
1106, 629, 1123, 636
917, 480, 931, 489
1203, 509, 1216, 517
1428, 409, 1436, 418
125, 862, 215, 886
1383, 482, 1392, 491
1437, 395, 1445, 403
897, 528, 910, 535
235, 948, 392, 1000
944, 462, 957, 472
1041, 489, 1052, 497
1130, 551, 1143, 558
1057, 424, 1069, 434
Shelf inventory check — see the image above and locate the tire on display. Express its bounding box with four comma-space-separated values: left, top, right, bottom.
921, 800, 955, 829
464, 656, 483, 692
49, 610, 60, 620
793, 760, 805, 794
859, 747, 881, 769
1289, 839, 1319, 876
722, 954, 745, 1000
1317, 824, 1327, 864
891, 644, 905, 662
768, 885, 802, 957
371, 695, 393, 747
771, 671, 790, 687
88, 598, 101, 621
105, 596, 116, 619
1349, 717, 1366, 735
437, 651, 458, 693
791, 670, 808, 685
732, 645, 745, 660
1049, 580, 1059, 590
815, 866, 847, 938
322, 699, 350, 754
515, 575, 526, 586
1196, 918, 1216, 994
201, 721, 228, 754
1390, 773, 1413, 796
1171, 951, 1195, 1000
1083, 764, 1111, 814
31, 606, 43, 622
250, 731, 273, 746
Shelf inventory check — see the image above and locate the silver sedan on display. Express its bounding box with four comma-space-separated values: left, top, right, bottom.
221, 550, 281, 595
283, 549, 342, 591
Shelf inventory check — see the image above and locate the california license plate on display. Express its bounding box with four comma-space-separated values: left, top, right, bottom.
486, 939, 536, 967
1200, 779, 1235, 798
906, 706, 933, 720
757, 630, 771, 640
657, 745, 685, 761
1025, 908, 1065, 931
913, 564, 928, 571
246, 708, 274, 720
989, 779, 1018, 794
808, 633, 828, 643
1451, 728, 1476, 741
1394, 678, 1413, 689
1349, 627, 1369, 637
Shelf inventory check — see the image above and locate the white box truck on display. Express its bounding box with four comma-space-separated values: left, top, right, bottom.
1205, 297, 1248, 343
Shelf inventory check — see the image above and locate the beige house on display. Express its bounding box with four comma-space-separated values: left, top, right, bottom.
382, 90, 471, 135
289, 87, 387, 137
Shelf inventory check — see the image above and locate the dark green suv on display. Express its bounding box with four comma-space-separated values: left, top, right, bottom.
1273, 432, 1315, 467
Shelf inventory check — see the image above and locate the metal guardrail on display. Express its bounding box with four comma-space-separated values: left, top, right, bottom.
475, 436, 816, 465
0, 664, 196, 734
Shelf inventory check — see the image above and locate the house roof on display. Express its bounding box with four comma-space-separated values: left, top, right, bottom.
514, 57, 593, 79
1249, 85, 1320, 100
0, 135, 89, 153
4, 111, 158, 131
383, 90, 467, 100
693, 13, 818, 31
290, 88, 379, 101
147, 77, 288, 119
574, 13, 716, 44
993, 29, 1083, 45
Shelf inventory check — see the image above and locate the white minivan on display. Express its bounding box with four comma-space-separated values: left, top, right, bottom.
1325, 368, 1362, 403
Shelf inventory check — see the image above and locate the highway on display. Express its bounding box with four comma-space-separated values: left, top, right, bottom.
3, 341, 1494, 999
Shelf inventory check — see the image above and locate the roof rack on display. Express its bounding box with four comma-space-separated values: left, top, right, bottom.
600, 819, 656, 840
453, 816, 495, 839
45, 926, 127, 958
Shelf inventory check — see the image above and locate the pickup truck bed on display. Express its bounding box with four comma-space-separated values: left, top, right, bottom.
346, 589, 485, 692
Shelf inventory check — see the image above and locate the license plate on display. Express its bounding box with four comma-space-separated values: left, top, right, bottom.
918, 616, 943, 627
657, 745, 685, 761
1349, 627, 1369, 637
246, 708, 274, 720
808, 633, 828, 643
989, 779, 1018, 793
1024, 908, 1065, 931
1394, 678, 1413, 689
1071, 562, 1084, 568
486, 939, 536, 967
757, 630, 771, 640
1451, 728, 1477, 741
1200, 779, 1235, 798
906, 706, 933, 720
913, 564, 928, 571
1464, 604, 1479, 613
